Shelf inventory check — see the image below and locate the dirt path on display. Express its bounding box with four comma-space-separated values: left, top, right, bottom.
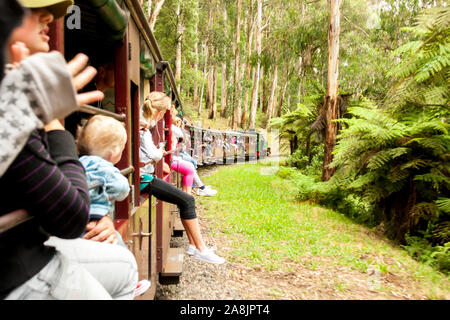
155, 165, 447, 300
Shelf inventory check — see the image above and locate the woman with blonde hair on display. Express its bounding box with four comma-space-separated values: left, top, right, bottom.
139, 92, 225, 264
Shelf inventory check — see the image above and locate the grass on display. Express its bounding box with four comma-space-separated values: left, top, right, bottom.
198, 163, 450, 299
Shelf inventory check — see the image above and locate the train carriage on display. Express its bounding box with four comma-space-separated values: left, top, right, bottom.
200, 129, 224, 165
231, 132, 246, 163
0, 0, 270, 300
256, 132, 268, 160
185, 125, 203, 166
242, 131, 258, 162
210, 129, 225, 165
50, 0, 186, 299
222, 131, 237, 164
201, 129, 214, 165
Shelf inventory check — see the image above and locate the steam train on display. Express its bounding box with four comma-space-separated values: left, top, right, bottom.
3, 0, 268, 299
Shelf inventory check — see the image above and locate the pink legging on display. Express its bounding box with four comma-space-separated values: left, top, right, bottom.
165, 159, 194, 187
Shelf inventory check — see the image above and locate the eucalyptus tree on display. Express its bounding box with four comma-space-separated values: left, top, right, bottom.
248, 0, 262, 129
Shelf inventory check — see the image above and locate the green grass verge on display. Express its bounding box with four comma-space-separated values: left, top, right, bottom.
198, 163, 450, 298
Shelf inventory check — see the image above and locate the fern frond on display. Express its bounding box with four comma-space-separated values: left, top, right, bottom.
436, 198, 450, 214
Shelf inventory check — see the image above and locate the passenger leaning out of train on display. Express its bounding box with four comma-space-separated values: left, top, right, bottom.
0, 0, 138, 299
139, 92, 225, 264
0, 1, 102, 177
170, 114, 217, 197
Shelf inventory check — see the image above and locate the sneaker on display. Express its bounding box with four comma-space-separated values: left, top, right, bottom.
186, 245, 216, 256
186, 244, 196, 256
197, 187, 217, 197
194, 249, 225, 264
133, 280, 151, 297
205, 185, 218, 193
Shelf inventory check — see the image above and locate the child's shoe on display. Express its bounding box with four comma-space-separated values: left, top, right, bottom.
133, 280, 151, 297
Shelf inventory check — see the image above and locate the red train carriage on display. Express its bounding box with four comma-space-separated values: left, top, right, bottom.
0, 0, 270, 300
50, 0, 185, 299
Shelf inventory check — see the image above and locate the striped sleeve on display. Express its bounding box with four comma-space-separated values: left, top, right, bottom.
6, 129, 90, 238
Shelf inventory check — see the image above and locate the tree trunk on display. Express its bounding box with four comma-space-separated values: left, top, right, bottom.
199, 6, 213, 116
220, 61, 227, 117
206, 66, 214, 110
233, 0, 242, 129
241, 2, 254, 129
220, 5, 227, 118
276, 68, 290, 117
175, 5, 183, 92
147, 0, 151, 18
149, 0, 165, 31
193, 20, 199, 108
321, 0, 341, 182
259, 66, 264, 111
209, 52, 218, 119
248, 0, 262, 130
266, 63, 278, 126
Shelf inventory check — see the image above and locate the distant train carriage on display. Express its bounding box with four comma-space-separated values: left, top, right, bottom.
234, 132, 245, 162
187, 125, 203, 165
222, 131, 236, 164
209, 129, 225, 165
256, 132, 268, 159
242, 131, 258, 162
201, 129, 215, 165
181, 126, 192, 156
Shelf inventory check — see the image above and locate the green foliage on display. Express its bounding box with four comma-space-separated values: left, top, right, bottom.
328, 6, 449, 245
386, 6, 450, 113
403, 235, 450, 274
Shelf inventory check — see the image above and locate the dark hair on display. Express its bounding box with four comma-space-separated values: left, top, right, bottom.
0, 0, 25, 82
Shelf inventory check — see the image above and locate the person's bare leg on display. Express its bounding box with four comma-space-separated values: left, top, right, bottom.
181, 218, 206, 252
184, 221, 195, 246
182, 185, 193, 195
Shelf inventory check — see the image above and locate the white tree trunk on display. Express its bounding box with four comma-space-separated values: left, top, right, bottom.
175, 4, 183, 92
242, 3, 255, 129
266, 63, 278, 126
220, 4, 227, 117
149, 0, 165, 31
147, 0, 152, 18
322, 0, 341, 181
233, 0, 242, 129
193, 21, 199, 107
248, 0, 262, 130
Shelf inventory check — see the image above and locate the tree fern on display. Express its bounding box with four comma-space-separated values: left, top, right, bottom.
328, 6, 449, 243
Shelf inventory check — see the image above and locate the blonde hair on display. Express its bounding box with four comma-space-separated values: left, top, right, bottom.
77, 115, 127, 160
142, 91, 171, 121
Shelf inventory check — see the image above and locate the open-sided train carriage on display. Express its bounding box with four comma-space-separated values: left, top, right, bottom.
185, 125, 203, 166
230, 131, 246, 163
256, 132, 268, 160
209, 129, 225, 165
200, 129, 224, 165
241, 131, 258, 162
222, 131, 237, 164
49, 0, 186, 299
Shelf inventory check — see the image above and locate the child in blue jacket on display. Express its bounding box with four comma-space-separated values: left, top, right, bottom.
77, 115, 129, 227
77, 115, 151, 296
